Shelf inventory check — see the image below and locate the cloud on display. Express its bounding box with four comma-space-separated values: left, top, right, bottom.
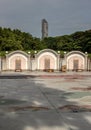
0, 0, 91, 37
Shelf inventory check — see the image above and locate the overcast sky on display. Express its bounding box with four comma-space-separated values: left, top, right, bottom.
0, 0, 91, 38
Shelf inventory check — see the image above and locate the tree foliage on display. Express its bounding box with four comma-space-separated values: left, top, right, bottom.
0, 27, 91, 53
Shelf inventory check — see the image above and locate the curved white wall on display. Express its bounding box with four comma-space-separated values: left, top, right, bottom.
37, 52, 57, 70
67, 54, 85, 70
8, 53, 28, 70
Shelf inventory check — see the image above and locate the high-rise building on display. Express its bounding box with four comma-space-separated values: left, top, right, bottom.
41, 19, 48, 39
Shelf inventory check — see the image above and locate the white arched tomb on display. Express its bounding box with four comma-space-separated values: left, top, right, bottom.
66, 51, 86, 71
6, 51, 30, 71
37, 49, 58, 70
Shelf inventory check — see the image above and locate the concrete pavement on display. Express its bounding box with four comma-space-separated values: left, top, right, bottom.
0, 72, 91, 130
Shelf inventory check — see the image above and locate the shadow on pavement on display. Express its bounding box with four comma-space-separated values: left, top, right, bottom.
0, 76, 91, 130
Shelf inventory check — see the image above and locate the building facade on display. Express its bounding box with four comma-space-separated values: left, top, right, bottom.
0, 49, 90, 72
41, 19, 48, 39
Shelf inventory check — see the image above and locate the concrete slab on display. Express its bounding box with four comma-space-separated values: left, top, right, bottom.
0, 72, 91, 130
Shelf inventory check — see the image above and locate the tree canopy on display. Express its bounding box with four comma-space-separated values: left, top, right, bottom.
0, 27, 91, 53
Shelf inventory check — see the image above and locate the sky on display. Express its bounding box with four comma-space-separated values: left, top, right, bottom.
0, 0, 91, 38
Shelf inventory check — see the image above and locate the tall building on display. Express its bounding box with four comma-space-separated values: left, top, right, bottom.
42, 19, 48, 39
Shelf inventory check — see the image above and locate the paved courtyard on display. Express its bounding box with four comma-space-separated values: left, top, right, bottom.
0, 71, 91, 130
